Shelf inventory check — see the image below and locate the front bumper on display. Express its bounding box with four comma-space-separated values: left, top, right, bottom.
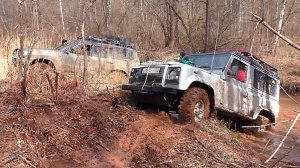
122, 84, 178, 94
122, 84, 179, 106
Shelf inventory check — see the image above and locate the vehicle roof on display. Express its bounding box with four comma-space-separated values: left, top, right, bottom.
78, 36, 135, 49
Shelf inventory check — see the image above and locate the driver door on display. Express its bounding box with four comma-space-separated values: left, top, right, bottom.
223, 58, 249, 115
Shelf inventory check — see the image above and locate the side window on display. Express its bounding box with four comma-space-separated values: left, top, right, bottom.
107, 47, 114, 58
123, 48, 128, 58
267, 77, 277, 96
71, 44, 92, 56
94, 45, 108, 58
253, 69, 267, 92
227, 59, 247, 83
116, 47, 124, 59
127, 50, 134, 59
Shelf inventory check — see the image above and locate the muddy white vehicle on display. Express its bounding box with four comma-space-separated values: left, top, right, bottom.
122, 51, 280, 128
12, 36, 140, 78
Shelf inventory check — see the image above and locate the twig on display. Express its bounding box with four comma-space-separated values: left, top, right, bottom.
45, 73, 55, 101
261, 139, 271, 153
265, 111, 300, 163
2, 149, 25, 165
55, 72, 59, 101
19, 155, 36, 168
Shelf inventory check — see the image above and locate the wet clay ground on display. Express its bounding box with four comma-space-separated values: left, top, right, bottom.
0, 87, 299, 167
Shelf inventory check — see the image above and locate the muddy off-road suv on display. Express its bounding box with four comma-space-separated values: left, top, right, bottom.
122, 51, 280, 127
12, 36, 140, 77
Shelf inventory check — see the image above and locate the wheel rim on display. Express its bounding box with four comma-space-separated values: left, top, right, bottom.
194, 101, 204, 122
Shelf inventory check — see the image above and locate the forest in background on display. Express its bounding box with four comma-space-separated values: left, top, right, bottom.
0, 0, 300, 55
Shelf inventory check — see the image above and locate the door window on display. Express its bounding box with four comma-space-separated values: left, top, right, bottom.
253, 69, 277, 96
227, 59, 248, 83
70, 44, 92, 56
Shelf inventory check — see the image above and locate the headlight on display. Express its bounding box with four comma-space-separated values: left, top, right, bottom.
169, 70, 178, 80
166, 67, 180, 84
129, 68, 140, 79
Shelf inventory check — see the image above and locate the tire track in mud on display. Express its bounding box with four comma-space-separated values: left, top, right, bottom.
105, 112, 175, 167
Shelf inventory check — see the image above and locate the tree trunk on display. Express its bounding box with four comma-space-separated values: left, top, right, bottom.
104, 0, 112, 35
269, 0, 287, 54
32, 0, 41, 31
205, 0, 210, 52
165, 0, 177, 48
59, 0, 66, 39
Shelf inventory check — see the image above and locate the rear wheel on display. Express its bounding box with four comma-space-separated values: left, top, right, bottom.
178, 87, 210, 124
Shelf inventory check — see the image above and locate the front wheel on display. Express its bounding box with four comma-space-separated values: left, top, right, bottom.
178, 87, 210, 124
27, 63, 55, 95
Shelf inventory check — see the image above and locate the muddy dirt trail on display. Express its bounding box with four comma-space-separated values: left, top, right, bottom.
244, 93, 300, 165
0, 87, 299, 167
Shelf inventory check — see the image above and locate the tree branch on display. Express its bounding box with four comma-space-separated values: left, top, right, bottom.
250, 12, 300, 51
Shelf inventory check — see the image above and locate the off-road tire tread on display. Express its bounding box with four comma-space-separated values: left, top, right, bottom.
178, 87, 210, 123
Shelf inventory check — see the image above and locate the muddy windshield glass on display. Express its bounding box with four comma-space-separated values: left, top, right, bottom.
56, 41, 79, 52
183, 53, 231, 70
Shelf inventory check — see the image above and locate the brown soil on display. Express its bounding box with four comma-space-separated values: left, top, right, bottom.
0, 85, 299, 167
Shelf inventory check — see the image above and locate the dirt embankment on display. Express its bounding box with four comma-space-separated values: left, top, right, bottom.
0, 88, 265, 168
0, 87, 299, 167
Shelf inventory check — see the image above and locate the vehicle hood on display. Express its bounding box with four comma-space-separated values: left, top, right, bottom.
13, 48, 63, 58
141, 60, 183, 66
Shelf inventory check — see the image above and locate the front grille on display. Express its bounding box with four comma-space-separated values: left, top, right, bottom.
130, 67, 165, 85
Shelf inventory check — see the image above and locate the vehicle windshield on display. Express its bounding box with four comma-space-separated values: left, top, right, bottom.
56, 40, 79, 52
183, 53, 231, 70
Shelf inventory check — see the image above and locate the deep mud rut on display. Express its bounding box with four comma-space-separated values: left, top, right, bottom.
242, 94, 300, 165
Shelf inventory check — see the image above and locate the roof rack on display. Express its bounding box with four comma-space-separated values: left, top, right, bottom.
78, 36, 135, 49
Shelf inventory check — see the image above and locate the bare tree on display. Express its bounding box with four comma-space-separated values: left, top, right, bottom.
59, 0, 66, 39
165, 0, 177, 48
104, 0, 112, 35
270, 0, 287, 54
205, 0, 210, 52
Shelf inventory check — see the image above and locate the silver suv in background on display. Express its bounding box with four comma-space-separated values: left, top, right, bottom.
122, 51, 280, 130
12, 36, 140, 77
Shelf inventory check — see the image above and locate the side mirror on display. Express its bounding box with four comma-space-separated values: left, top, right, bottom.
221, 74, 227, 81
62, 39, 67, 45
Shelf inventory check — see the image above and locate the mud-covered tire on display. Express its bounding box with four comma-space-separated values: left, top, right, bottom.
261, 116, 272, 130
178, 87, 210, 124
